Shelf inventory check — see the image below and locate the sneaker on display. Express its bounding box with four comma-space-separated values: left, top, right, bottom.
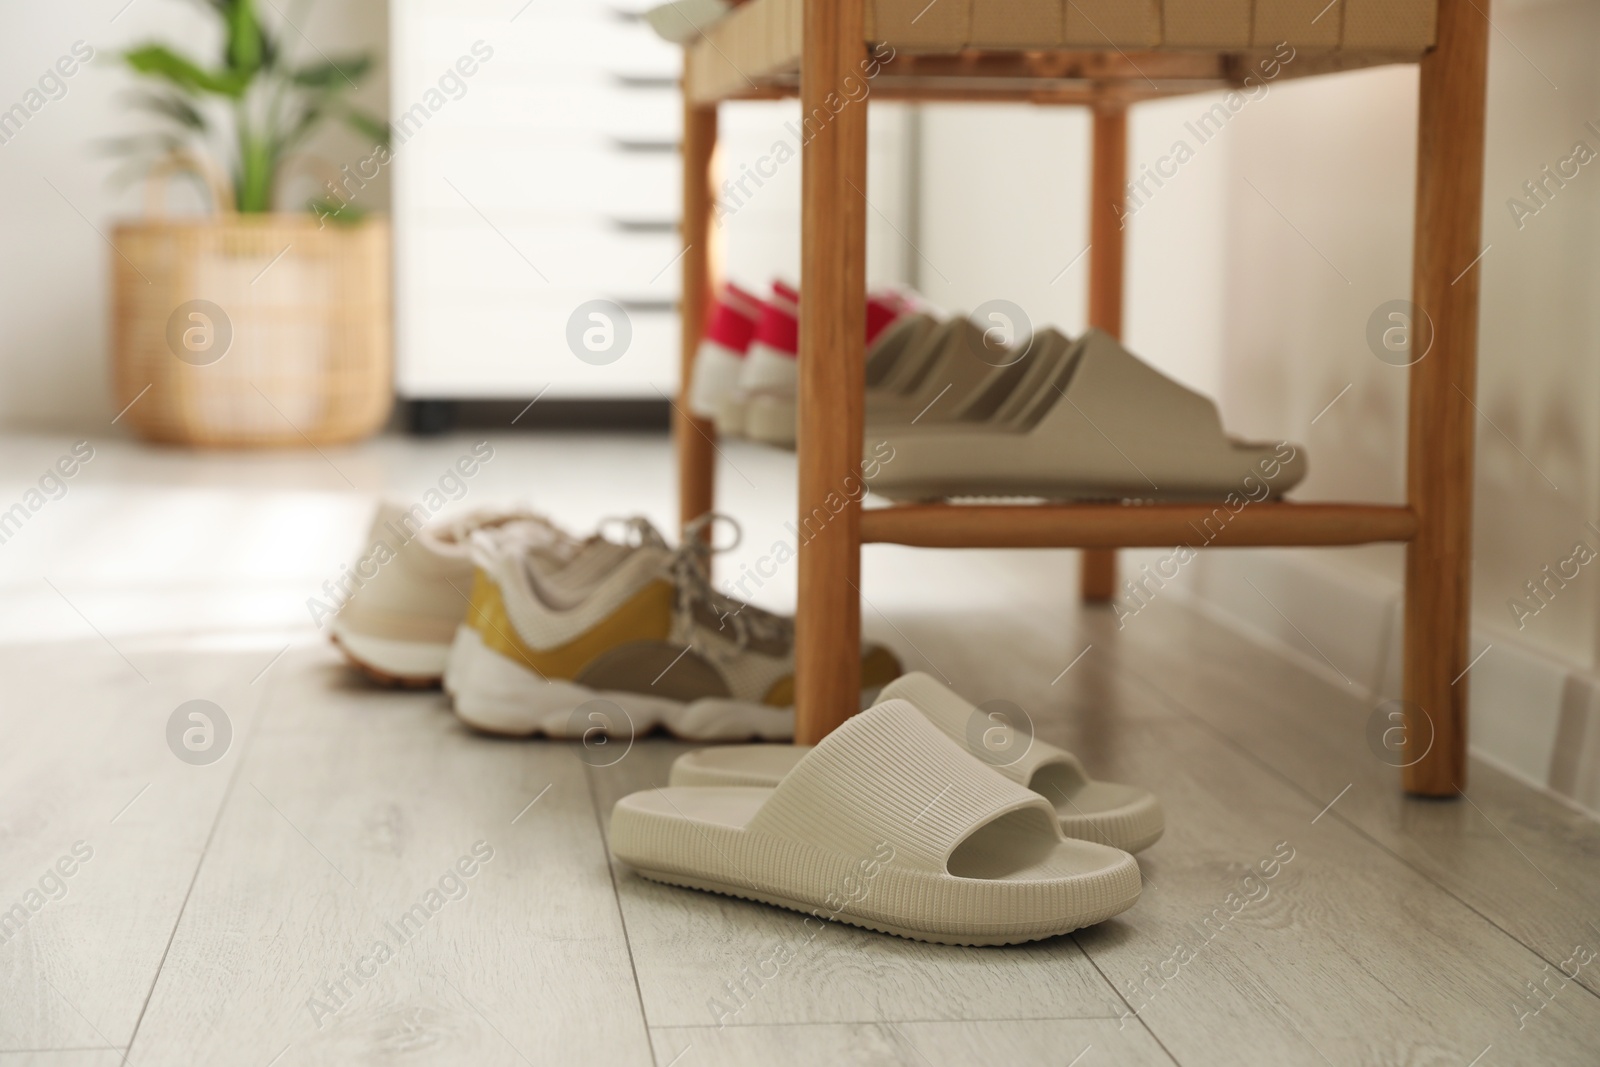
447, 514, 903, 740
717, 280, 799, 438
441, 525, 638, 697
329, 503, 582, 687
685, 281, 763, 420
741, 290, 928, 448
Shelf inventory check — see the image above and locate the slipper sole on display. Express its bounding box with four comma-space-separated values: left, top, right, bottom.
627, 865, 1141, 947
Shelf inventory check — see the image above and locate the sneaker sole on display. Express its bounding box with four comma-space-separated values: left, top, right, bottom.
330, 622, 450, 688
447, 625, 883, 742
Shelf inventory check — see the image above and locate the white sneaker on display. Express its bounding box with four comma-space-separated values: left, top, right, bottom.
741, 289, 927, 447
716, 280, 799, 437
447, 515, 903, 740
329, 504, 581, 686
685, 281, 763, 420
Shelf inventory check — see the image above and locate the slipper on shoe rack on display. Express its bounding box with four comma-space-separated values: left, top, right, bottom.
867, 311, 940, 388
669, 672, 1165, 853
864, 328, 1308, 503
610, 699, 1142, 945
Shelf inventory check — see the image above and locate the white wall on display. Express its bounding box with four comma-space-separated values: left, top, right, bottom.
0, 0, 388, 434
915, 95, 1231, 405
915, 4, 1600, 799
1211, 1, 1600, 671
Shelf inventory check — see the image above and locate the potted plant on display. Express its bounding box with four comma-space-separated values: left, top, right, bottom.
109, 0, 393, 447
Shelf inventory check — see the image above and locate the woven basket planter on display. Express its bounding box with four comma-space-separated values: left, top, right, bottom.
110, 159, 391, 448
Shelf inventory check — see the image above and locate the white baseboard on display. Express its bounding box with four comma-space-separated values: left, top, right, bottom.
1118, 547, 1600, 818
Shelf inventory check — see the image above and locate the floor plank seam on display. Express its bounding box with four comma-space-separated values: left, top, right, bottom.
118, 652, 282, 1059
1110, 637, 1600, 1011
0, 1048, 130, 1054
1068, 933, 1185, 1066
582, 757, 661, 1067
647, 1014, 1155, 1029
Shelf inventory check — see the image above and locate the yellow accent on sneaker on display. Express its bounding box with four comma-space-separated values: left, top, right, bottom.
465, 567, 677, 681
759, 643, 903, 707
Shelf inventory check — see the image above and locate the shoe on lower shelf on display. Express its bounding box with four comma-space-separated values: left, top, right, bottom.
864, 329, 1308, 503
738, 290, 930, 447
329, 503, 583, 687
866, 310, 941, 388
447, 513, 903, 740
742, 321, 1074, 449
717, 280, 799, 438
685, 281, 763, 421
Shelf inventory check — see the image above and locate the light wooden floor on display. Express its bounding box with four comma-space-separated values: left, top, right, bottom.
2, 435, 1598, 1065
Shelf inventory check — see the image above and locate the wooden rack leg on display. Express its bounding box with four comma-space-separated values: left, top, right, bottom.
677, 96, 718, 536
1404, 0, 1489, 796
1081, 102, 1128, 604
794, 0, 868, 745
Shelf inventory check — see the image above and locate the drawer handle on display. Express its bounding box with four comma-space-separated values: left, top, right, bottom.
608, 218, 679, 234
611, 137, 679, 153
611, 73, 677, 90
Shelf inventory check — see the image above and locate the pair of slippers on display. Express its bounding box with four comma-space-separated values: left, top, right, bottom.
609, 673, 1160, 945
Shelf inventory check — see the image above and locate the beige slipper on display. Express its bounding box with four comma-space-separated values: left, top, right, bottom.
742, 322, 1071, 449
867, 312, 941, 387
743, 313, 947, 448
670, 672, 1165, 853
925, 328, 1074, 427
612, 699, 1141, 945
864, 329, 1307, 502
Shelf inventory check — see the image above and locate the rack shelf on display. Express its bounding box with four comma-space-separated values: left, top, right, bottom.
688, 45, 1430, 106
861, 502, 1417, 550
676, 0, 1488, 798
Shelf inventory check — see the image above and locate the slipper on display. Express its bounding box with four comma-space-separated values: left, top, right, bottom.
926, 327, 1074, 427
742, 308, 942, 448
866, 312, 940, 388
862, 319, 1001, 425
669, 672, 1164, 853
742, 321, 1068, 449
864, 329, 1308, 502
611, 699, 1142, 945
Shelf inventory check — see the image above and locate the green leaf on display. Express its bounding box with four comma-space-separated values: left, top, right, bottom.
290, 55, 372, 90
225, 0, 264, 77
126, 89, 209, 132
340, 107, 389, 148
259, 23, 280, 70
125, 44, 251, 98
236, 130, 275, 212
275, 101, 326, 153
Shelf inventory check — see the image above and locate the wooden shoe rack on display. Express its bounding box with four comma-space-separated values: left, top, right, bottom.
674, 0, 1487, 796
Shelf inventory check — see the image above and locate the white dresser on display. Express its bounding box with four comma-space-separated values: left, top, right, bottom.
390, 0, 914, 402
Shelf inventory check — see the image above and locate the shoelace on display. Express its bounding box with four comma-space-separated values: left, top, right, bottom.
602, 512, 793, 657
435, 507, 581, 562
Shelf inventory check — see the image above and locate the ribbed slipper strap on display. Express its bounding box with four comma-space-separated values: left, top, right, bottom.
878, 673, 1089, 792
746, 700, 1060, 876
1058, 329, 1228, 456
